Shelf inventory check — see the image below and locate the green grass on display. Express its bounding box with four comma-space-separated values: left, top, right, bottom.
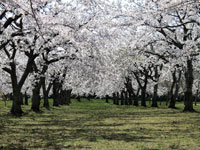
0, 99, 200, 150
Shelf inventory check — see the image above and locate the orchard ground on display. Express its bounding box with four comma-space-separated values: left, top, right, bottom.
0, 99, 200, 150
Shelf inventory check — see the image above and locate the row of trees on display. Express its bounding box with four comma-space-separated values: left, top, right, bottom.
94, 0, 200, 111
0, 0, 200, 115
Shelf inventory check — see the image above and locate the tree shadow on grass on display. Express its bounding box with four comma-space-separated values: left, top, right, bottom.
101, 133, 152, 142
1, 101, 199, 150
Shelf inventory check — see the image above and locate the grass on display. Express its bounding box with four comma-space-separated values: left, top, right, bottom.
0, 99, 200, 150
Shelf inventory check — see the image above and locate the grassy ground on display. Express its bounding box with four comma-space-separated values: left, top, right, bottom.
0, 99, 200, 150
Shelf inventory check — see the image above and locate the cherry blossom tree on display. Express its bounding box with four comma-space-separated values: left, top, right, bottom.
142, 0, 200, 111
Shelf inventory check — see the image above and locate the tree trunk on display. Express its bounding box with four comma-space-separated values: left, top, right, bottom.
87, 94, 91, 101
133, 88, 140, 106
133, 97, 139, 106
59, 90, 65, 105
43, 90, 49, 109
19, 93, 23, 105
31, 85, 41, 112
168, 70, 177, 109
184, 60, 194, 112
67, 89, 72, 104
128, 92, 133, 105
125, 77, 134, 105
112, 93, 116, 105
11, 88, 23, 116
42, 81, 51, 109
106, 95, 109, 103
124, 91, 128, 105
59, 90, 71, 105
52, 80, 60, 106
121, 91, 124, 105
53, 96, 60, 106
10, 67, 23, 115
116, 92, 119, 105
152, 84, 158, 107
77, 96, 81, 102
141, 88, 146, 107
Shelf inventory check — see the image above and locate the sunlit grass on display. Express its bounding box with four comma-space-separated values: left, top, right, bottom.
0, 99, 200, 150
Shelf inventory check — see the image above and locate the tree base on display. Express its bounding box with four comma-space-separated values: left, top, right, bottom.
151, 104, 158, 107
133, 102, 139, 106
31, 107, 40, 113
141, 103, 146, 107
183, 107, 196, 112
11, 106, 23, 116
11, 110, 23, 116
168, 106, 177, 109
43, 105, 50, 110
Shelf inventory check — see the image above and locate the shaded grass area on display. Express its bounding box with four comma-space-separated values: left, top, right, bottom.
0, 99, 200, 150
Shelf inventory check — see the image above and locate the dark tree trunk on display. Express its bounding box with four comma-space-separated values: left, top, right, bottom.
121, 91, 124, 105
11, 88, 23, 116
20, 93, 23, 105
106, 95, 109, 103
77, 96, 81, 102
124, 91, 129, 105
152, 84, 158, 107
133, 97, 139, 106
31, 64, 48, 111
141, 74, 148, 107
31, 85, 41, 112
169, 69, 182, 109
128, 92, 133, 105
66, 89, 72, 104
42, 81, 52, 109
112, 93, 116, 105
52, 79, 60, 106
168, 95, 176, 109
141, 88, 146, 107
116, 92, 119, 105
59, 90, 65, 105
168, 70, 177, 109
53, 97, 59, 106
59, 90, 71, 105
10, 64, 23, 115
125, 77, 134, 105
87, 94, 91, 101
133, 88, 140, 106
184, 60, 194, 112
43, 90, 49, 109
134, 72, 147, 107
